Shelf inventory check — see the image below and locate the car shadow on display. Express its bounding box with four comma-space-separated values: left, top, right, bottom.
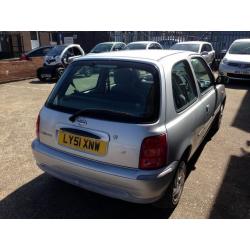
226, 81, 250, 133
209, 80, 250, 218
209, 143, 250, 218
226, 80, 250, 90
29, 79, 55, 84
0, 173, 175, 219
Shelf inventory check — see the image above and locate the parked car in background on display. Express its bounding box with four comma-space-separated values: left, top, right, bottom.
89, 42, 126, 54
20, 45, 53, 60
171, 41, 215, 66
219, 49, 228, 59
158, 39, 179, 49
219, 39, 250, 81
37, 44, 85, 81
32, 50, 226, 210
125, 41, 163, 50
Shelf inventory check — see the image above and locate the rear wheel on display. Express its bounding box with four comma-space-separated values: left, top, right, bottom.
56, 67, 65, 79
154, 161, 187, 210
37, 68, 45, 82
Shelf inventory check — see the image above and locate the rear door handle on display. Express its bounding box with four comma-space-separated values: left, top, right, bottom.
206, 104, 210, 112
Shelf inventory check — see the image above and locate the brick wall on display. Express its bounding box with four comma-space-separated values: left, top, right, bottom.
0, 57, 43, 83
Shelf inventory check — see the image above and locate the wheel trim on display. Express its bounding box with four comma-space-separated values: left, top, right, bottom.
218, 105, 224, 127
172, 163, 186, 205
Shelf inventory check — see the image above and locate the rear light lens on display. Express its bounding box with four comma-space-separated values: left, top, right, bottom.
36, 114, 40, 139
20, 54, 28, 60
139, 134, 167, 170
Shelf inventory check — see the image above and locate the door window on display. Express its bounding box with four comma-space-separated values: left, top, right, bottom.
201, 44, 207, 52
171, 60, 198, 111
191, 57, 214, 93
72, 47, 82, 56
149, 43, 162, 49
64, 48, 74, 58
206, 44, 212, 52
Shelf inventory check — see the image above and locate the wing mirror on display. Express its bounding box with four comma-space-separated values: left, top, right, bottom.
216, 75, 228, 85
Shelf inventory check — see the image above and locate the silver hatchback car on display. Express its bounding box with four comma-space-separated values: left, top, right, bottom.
32, 50, 226, 209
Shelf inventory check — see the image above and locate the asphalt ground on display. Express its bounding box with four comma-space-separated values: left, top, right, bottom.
0, 78, 249, 218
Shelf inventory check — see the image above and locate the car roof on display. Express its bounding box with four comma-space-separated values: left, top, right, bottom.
176, 41, 209, 45
127, 41, 160, 45
80, 50, 195, 62
97, 42, 124, 45
27, 45, 53, 52
233, 38, 250, 43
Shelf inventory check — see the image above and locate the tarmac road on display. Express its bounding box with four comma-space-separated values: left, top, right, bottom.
0, 78, 249, 218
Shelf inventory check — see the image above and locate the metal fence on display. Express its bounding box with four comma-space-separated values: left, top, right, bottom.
109, 31, 250, 61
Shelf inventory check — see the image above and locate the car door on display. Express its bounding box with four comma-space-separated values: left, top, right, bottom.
168, 60, 203, 154
190, 57, 217, 136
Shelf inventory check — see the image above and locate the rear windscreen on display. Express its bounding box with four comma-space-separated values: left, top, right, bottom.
46, 60, 160, 123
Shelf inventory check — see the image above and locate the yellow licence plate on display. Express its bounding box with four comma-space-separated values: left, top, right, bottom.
58, 130, 107, 156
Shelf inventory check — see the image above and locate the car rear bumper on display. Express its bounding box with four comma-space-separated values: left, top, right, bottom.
32, 139, 177, 204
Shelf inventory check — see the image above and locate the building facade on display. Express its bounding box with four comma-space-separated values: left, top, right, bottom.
0, 31, 110, 59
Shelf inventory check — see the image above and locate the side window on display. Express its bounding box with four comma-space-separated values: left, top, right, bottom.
72, 47, 82, 56
206, 44, 212, 52
148, 44, 154, 49
29, 49, 42, 57
64, 48, 74, 58
201, 44, 207, 52
172, 60, 198, 111
120, 43, 126, 50
42, 47, 51, 56
154, 44, 162, 49
149, 43, 161, 49
191, 57, 214, 93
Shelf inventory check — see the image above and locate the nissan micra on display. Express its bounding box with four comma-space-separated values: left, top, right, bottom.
32, 50, 226, 209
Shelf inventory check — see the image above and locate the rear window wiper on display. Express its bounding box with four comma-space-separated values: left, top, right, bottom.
69, 108, 141, 122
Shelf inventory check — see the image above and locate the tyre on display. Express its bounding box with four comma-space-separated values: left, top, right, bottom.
154, 161, 187, 210
56, 67, 65, 79
37, 68, 45, 82
211, 104, 224, 133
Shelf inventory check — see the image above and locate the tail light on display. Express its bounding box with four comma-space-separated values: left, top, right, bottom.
139, 134, 167, 170
36, 114, 40, 139
20, 54, 29, 60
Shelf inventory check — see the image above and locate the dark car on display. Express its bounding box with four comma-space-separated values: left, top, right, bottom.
20, 46, 53, 60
